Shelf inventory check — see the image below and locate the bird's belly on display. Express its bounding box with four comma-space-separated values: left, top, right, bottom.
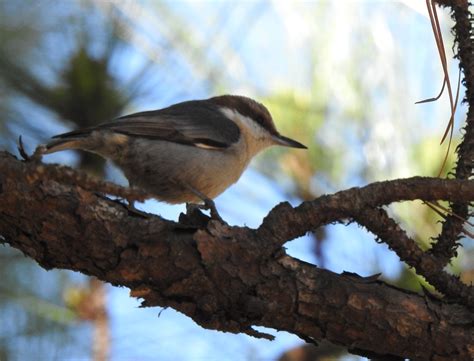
114, 139, 247, 204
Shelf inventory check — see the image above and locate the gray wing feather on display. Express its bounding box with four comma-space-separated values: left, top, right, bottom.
52, 100, 241, 149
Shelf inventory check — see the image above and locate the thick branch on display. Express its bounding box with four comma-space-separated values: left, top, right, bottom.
0, 152, 473, 360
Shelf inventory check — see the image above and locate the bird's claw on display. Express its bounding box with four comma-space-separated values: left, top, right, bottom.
186, 199, 224, 223
202, 198, 224, 223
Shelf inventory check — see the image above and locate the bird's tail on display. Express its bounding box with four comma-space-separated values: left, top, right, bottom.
40, 138, 87, 154
37, 128, 95, 155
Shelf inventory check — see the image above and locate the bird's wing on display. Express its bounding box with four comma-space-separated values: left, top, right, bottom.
52, 100, 241, 149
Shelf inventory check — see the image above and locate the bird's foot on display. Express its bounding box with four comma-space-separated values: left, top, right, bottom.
179, 182, 225, 223
186, 198, 224, 223
201, 198, 224, 223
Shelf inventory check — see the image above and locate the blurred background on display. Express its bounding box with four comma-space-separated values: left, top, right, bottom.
0, 0, 471, 360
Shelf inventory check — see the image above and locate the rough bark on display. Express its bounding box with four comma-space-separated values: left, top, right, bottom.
0, 152, 473, 360
431, 0, 474, 263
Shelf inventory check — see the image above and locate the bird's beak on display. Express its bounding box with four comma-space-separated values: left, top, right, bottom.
272, 134, 307, 149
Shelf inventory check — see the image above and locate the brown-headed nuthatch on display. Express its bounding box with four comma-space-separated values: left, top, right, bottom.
38, 95, 306, 217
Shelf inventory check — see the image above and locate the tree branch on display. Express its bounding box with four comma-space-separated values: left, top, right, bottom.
431, 0, 474, 263
0, 151, 473, 360
258, 177, 474, 246
259, 177, 474, 307
354, 207, 474, 307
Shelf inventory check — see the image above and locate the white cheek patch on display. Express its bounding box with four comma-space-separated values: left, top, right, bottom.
220, 108, 269, 141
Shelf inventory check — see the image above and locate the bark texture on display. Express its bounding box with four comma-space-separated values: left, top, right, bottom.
0, 152, 473, 360
432, 0, 474, 265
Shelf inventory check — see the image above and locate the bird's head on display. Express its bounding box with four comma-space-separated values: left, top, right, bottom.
209, 95, 307, 153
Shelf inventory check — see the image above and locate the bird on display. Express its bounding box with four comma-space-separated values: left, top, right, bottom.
36, 95, 306, 219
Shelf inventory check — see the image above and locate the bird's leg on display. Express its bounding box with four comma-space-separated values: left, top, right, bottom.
185, 199, 223, 223
182, 184, 224, 223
